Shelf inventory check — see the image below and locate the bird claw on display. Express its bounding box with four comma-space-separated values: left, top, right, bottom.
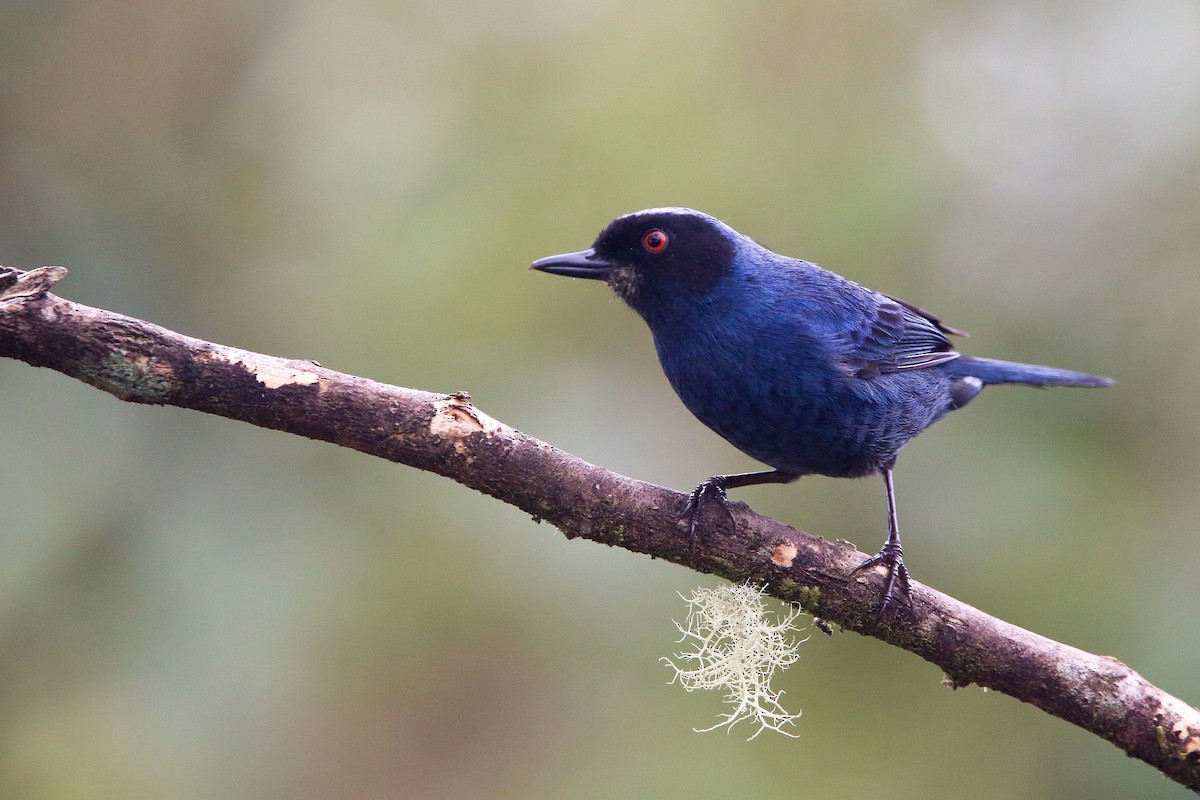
851, 542, 913, 616
682, 476, 737, 551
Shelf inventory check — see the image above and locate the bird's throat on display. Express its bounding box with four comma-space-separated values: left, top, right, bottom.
605, 266, 642, 308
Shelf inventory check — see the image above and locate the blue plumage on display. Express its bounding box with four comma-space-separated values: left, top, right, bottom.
531, 208, 1111, 612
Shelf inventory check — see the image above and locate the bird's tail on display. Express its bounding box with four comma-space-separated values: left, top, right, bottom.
949, 355, 1113, 388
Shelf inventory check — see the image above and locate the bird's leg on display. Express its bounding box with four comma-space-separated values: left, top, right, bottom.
851, 466, 914, 614
682, 470, 800, 550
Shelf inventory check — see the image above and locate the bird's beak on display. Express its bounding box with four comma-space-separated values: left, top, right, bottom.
529, 248, 615, 280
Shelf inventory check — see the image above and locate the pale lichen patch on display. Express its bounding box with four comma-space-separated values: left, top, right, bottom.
1166, 699, 1200, 757
202, 347, 322, 390
247, 362, 321, 389
770, 543, 798, 568
430, 393, 501, 455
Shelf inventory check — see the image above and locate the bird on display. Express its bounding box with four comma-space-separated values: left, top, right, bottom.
529, 207, 1112, 613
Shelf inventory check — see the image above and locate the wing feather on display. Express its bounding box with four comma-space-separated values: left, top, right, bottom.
843, 296, 964, 377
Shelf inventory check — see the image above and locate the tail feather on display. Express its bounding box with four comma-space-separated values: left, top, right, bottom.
949, 355, 1113, 388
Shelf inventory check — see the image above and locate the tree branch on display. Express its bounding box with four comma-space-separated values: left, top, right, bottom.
3, 265, 1198, 792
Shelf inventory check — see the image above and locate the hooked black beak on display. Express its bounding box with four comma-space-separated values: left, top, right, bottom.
529, 248, 615, 280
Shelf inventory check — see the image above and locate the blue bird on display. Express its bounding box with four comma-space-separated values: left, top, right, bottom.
530, 208, 1112, 613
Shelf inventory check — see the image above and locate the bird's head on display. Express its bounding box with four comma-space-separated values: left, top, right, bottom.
530, 208, 743, 317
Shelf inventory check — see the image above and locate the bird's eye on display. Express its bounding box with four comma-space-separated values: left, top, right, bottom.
642, 229, 669, 253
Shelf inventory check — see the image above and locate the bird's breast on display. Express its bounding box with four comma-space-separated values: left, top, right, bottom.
649, 315, 951, 478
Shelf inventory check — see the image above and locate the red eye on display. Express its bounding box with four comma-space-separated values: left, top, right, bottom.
642, 229, 669, 253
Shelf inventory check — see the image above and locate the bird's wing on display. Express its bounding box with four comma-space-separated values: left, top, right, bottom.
880, 293, 969, 339
842, 295, 965, 377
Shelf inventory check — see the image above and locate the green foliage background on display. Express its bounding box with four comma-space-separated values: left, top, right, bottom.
2, 2, 1198, 798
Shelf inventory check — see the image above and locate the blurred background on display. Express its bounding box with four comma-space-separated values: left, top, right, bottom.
1, 1, 1198, 798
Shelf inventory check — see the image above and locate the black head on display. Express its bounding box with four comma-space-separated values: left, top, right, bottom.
529, 208, 739, 311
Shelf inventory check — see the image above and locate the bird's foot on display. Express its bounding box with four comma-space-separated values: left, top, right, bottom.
851, 541, 913, 616
681, 476, 737, 551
